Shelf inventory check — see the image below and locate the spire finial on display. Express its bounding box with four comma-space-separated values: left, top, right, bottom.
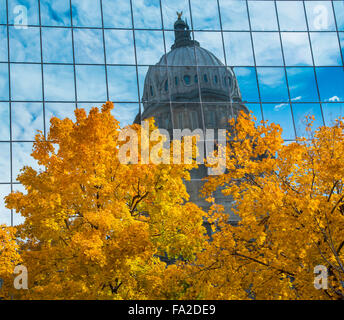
176, 11, 183, 19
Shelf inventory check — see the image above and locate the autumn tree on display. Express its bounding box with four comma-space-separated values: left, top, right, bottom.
0, 225, 21, 299
5, 102, 207, 300
184, 112, 344, 300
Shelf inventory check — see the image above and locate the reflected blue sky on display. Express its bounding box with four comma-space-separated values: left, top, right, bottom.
0, 0, 344, 225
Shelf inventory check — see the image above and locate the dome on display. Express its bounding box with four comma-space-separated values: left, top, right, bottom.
141, 16, 243, 113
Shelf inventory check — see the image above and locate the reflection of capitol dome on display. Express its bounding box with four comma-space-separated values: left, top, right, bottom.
135, 13, 248, 224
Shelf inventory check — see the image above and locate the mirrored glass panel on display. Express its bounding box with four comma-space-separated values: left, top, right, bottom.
44, 65, 75, 101
219, 0, 250, 31
190, 0, 220, 30
42, 27, 73, 63
102, 0, 132, 28
107, 66, 139, 102
334, 1, 344, 31
323, 103, 344, 126
0, 143, 10, 182
12, 142, 42, 182
11, 63, 42, 101
111, 103, 140, 128
132, 0, 162, 29
292, 103, 324, 137
252, 32, 284, 66
305, 1, 336, 31
12, 102, 44, 140
0, 26, 8, 62
75, 65, 107, 102
223, 32, 254, 66
257, 67, 289, 102
286, 67, 319, 103
74, 29, 104, 64
105, 30, 135, 65
0, 0, 6, 24
310, 32, 342, 66
281, 33, 313, 66
0, 184, 11, 225
277, 1, 307, 31
248, 1, 278, 31
135, 30, 165, 65
262, 103, 295, 140
45, 103, 76, 131
0, 63, 9, 100
71, 0, 102, 27
9, 26, 41, 62
9, 0, 39, 26
234, 67, 259, 103
316, 67, 344, 102
0, 103, 10, 141
40, 0, 71, 26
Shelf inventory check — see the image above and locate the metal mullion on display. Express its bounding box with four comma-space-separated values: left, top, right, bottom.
5, 0, 13, 226
69, 0, 78, 110
245, 0, 264, 123
188, 0, 206, 134
159, 0, 175, 132
38, 0, 46, 139
216, 0, 234, 121
332, 0, 344, 69
129, 0, 142, 123
274, 0, 298, 139
100, 0, 109, 102
302, 0, 325, 126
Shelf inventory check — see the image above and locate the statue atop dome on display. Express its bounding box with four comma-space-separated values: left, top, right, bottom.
176, 11, 183, 19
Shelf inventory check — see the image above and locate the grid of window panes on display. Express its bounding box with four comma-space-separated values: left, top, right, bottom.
0, 0, 344, 226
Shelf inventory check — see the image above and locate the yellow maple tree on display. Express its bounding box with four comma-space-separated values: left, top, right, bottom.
5, 102, 207, 300
184, 111, 344, 300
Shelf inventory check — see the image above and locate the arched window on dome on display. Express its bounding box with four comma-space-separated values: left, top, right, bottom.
203, 74, 208, 83
175, 77, 178, 86
194, 75, 198, 83
150, 85, 154, 97
164, 80, 168, 92
183, 75, 191, 85
214, 75, 218, 84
